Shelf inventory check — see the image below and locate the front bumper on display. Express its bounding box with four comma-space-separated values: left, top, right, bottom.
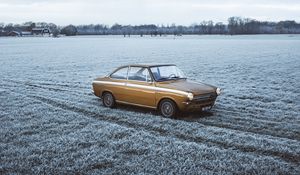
180, 93, 217, 111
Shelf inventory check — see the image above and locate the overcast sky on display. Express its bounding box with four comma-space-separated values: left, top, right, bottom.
0, 0, 299, 25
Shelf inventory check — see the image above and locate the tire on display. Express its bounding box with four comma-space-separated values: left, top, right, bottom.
102, 92, 115, 108
159, 99, 177, 118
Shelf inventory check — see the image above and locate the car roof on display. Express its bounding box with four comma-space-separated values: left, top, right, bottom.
121, 63, 176, 68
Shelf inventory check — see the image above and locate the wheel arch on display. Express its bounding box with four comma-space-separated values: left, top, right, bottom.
157, 97, 179, 110
101, 90, 114, 98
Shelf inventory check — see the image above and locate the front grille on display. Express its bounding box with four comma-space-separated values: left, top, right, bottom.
193, 92, 217, 102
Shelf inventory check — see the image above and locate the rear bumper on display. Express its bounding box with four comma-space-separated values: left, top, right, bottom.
91, 86, 96, 95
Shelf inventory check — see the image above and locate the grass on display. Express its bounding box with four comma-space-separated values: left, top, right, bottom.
1, 35, 299, 174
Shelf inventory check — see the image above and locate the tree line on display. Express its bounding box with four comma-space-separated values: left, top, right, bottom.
1, 17, 300, 37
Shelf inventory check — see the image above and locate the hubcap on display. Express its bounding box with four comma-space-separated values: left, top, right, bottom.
162, 102, 173, 117
104, 94, 113, 106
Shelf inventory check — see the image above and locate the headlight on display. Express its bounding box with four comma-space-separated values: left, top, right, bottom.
187, 92, 194, 100
216, 88, 221, 95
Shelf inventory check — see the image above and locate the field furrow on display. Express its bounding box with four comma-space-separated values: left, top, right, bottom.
1, 35, 299, 174
1, 80, 299, 166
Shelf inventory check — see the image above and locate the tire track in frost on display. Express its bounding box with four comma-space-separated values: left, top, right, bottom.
3, 81, 297, 145
215, 104, 300, 124
6, 77, 299, 127
182, 106, 300, 140
3, 78, 299, 141
2, 80, 300, 164
0, 79, 91, 96
2, 79, 299, 143
2, 78, 87, 91
20, 80, 300, 141
189, 114, 300, 141
24, 94, 300, 165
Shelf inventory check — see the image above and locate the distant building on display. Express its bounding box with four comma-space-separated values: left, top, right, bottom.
20, 31, 32, 36
32, 28, 51, 35
7, 31, 20, 36
1, 27, 52, 37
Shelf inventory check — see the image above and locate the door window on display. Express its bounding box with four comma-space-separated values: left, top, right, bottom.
128, 67, 151, 82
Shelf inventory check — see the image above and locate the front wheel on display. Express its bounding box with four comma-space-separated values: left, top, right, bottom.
159, 99, 177, 118
102, 92, 115, 108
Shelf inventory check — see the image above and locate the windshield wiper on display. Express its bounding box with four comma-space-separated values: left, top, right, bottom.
156, 76, 186, 81
156, 77, 170, 81
169, 76, 186, 80
169, 76, 179, 79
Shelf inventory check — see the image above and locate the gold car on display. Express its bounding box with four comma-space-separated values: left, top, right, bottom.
92, 64, 221, 118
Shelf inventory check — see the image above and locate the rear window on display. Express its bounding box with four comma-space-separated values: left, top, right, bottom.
110, 67, 128, 79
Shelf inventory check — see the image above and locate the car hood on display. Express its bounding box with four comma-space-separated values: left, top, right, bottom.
155, 79, 216, 95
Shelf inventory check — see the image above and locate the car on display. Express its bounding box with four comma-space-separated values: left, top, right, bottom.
92, 64, 221, 118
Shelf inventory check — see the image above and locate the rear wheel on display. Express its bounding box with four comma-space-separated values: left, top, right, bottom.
159, 99, 177, 118
102, 92, 115, 108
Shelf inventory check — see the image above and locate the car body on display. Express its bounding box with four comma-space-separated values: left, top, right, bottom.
92, 64, 221, 117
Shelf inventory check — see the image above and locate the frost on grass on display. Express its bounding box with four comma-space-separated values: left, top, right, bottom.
0, 35, 300, 174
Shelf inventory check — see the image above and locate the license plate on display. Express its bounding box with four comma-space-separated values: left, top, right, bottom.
202, 106, 211, 111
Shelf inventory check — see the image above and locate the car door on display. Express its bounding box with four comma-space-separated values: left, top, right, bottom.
125, 66, 156, 108
108, 66, 129, 102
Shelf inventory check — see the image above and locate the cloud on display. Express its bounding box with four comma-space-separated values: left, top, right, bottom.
0, 0, 299, 25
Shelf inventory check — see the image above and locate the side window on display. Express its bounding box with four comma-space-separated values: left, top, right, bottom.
128, 67, 151, 82
110, 67, 128, 80
150, 67, 160, 80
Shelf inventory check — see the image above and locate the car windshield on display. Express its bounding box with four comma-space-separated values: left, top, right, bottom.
150, 65, 186, 81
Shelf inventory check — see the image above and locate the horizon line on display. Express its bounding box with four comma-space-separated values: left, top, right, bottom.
1, 17, 300, 27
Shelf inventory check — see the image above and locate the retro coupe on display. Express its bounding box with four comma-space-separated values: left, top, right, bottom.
92, 64, 221, 118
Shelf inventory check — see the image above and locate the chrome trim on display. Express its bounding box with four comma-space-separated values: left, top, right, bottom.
116, 100, 156, 109
216, 87, 221, 95
93, 81, 126, 86
126, 79, 153, 83
127, 66, 130, 81
92, 80, 189, 96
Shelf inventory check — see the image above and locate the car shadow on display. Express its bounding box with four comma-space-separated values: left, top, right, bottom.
96, 98, 215, 120
96, 99, 214, 120
176, 111, 214, 121
116, 103, 159, 115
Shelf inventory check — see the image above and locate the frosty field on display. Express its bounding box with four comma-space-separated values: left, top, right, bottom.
0, 35, 300, 174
